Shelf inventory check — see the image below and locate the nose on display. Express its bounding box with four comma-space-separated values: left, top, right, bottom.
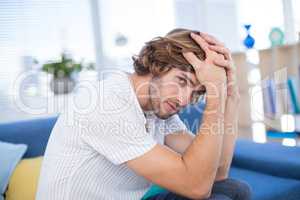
177, 90, 192, 108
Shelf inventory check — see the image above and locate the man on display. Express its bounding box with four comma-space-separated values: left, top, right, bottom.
37, 29, 251, 200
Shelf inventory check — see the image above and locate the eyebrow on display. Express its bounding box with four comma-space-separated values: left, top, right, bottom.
181, 73, 196, 87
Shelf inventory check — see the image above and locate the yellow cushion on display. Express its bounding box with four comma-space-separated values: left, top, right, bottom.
5, 157, 43, 200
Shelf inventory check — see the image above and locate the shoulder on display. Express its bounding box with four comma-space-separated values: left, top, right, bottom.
82, 71, 145, 122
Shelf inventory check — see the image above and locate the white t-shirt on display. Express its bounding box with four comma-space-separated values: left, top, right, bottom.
36, 70, 188, 200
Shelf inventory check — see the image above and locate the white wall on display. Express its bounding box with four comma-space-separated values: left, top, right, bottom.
174, 0, 240, 51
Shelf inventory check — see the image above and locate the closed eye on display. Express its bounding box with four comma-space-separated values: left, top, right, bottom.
177, 76, 188, 87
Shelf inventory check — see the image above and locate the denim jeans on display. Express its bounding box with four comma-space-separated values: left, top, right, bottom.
145, 178, 251, 200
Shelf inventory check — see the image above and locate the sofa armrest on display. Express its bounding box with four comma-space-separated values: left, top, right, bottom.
232, 139, 300, 180
0, 116, 58, 158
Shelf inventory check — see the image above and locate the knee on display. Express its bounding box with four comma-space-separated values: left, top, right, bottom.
226, 178, 252, 200
213, 178, 251, 200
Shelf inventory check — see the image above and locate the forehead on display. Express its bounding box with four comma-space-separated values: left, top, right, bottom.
167, 68, 200, 86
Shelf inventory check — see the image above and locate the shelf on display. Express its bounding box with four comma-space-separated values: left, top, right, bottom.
264, 114, 300, 132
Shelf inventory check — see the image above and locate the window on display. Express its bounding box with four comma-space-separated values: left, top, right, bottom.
96, 0, 175, 68
292, 0, 300, 39
0, 0, 95, 76
0, 0, 95, 122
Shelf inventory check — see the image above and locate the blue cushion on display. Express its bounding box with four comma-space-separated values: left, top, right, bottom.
0, 141, 27, 199
233, 139, 300, 180
230, 167, 300, 200
143, 166, 300, 200
178, 100, 205, 134
0, 116, 58, 158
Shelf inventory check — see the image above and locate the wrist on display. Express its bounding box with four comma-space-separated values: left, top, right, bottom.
205, 84, 226, 114
204, 81, 227, 96
204, 98, 226, 120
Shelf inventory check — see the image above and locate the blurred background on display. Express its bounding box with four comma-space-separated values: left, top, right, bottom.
0, 0, 299, 146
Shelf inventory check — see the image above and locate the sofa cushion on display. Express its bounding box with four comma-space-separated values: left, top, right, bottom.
233, 139, 300, 180
0, 141, 27, 200
230, 167, 300, 200
178, 100, 205, 134
5, 157, 43, 200
0, 116, 58, 158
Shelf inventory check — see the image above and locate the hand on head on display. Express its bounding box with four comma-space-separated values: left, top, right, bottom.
183, 32, 238, 98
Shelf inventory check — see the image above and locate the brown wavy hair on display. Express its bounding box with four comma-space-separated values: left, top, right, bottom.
132, 28, 206, 76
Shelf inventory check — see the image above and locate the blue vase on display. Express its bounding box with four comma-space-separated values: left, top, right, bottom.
243, 24, 255, 49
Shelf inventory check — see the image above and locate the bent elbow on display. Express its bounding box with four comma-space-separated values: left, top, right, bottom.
188, 184, 212, 199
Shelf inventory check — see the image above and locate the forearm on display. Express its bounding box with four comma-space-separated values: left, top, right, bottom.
215, 96, 239, 180
182, 86, 226, 192
215, 120, 237, 180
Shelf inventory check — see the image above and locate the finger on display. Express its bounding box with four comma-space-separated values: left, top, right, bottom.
182, 52, 203, 70
190, 32, 210, 54
209, 45, 232, 60
200, 32, 224, 46
226, 70, 236, 83
227, 81, 239, 96
213, 58, 232, 70
212, 54, 236, 72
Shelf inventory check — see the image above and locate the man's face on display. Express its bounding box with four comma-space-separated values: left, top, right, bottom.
149, 68, 203, 119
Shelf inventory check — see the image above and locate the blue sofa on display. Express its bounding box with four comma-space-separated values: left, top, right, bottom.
1, 107, 300, 199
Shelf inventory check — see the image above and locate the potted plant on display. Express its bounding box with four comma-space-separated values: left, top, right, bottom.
42, 52, 94, 94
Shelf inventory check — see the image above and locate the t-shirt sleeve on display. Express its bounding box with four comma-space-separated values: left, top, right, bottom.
80, 79, 157, 165
81, 105, 157, 165
163, 114, 188, 135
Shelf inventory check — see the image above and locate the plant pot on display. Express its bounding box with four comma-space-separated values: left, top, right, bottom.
50, 77, 76, 94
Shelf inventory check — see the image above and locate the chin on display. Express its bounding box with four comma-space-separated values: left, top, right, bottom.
152, 102, 175, 119
156, 114, 169, 119
155, 110, 174, 119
